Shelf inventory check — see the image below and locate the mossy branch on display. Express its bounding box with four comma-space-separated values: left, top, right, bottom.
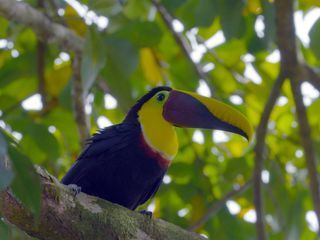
0, 167, 205, 240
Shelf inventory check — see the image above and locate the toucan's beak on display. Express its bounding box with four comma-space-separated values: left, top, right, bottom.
163, 90, 253, 141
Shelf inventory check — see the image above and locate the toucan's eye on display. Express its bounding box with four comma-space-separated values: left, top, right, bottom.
156, 93, 166, 102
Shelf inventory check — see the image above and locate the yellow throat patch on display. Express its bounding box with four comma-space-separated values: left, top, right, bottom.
138, 91, 178, 161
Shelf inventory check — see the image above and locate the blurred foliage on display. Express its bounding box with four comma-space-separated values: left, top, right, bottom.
0, 0, 320, 239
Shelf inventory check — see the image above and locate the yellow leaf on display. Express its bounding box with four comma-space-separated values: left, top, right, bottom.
243, 0, 262, 15
64, 5, 87, 36
140, 48, 163, 86
45, 62, 71, 97
153, 197, 161, 218
190, 195, 206, 224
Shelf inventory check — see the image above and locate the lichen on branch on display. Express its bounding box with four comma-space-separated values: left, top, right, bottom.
0, 167, 205, 240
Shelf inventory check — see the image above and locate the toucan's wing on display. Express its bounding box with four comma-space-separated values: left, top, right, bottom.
61, 122, 139, 185
134, 173, 165, 209
80, 123, 139, 159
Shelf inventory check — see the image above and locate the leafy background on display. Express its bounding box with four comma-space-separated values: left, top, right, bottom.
1, 0, 320, 239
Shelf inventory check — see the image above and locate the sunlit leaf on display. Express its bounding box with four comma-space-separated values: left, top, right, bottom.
215, 39, 246, 67
244, 0, 262, 14
123, 0, 151, 19
45, 62, 71, 97
140, 48, 163, 85
64, 5, 87, 36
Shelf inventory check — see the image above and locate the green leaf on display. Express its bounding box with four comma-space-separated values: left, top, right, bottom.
101, 38, 139, 111
262, 0, 276, 47
0, 131, 14, 191
81, 27, 107, 94
123, 0, 151, 20
9, 146, 41, 217
88, 0, 123, 16
218, 0, 246, 40
198, 18, 220, 39
0, 52, 37, 88
5, 116, 60, 164
0, 18, 9, 36
113, 21, 163, 48
214, 39, 246, 67
210, 64, 237, 93
169, 56, 198, 91
310, 18, 320, 59
161, 0, 185, 12
177, 0, 218, 29
0, 220, 9, 240
26, 124, 60, 161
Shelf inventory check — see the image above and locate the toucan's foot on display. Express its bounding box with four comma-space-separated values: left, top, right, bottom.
139, 210, 153, 218
66, 184, 81, 196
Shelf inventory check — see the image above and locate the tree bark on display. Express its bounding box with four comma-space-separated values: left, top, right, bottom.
0, 167, 205, 240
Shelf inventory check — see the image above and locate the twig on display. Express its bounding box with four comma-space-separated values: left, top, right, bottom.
71, 55, 90, 147
189, 179, 253, 231
0, 0, 84, 53
151, 0, 211, 87
253, 72, 285, 240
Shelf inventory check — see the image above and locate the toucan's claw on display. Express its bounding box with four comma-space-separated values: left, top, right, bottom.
139, 210, 153, 218
67, 184, 82, 196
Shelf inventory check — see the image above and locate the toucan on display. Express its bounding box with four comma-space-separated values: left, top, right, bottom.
62, 86, 252, 210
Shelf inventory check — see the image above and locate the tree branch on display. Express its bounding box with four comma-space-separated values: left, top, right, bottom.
252, 0, 301, 238
189, 179, 253, 231
253, 72, 285, 240
275, 0, 320, 237
0, 167, 205, 240
0, 0, 84, 53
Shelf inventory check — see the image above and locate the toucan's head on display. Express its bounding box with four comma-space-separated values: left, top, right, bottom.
126, 86, 253, 161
